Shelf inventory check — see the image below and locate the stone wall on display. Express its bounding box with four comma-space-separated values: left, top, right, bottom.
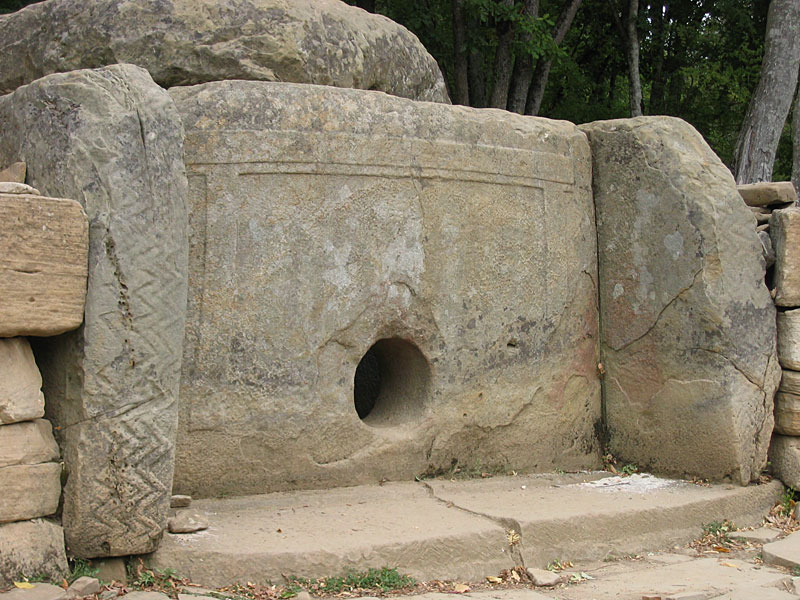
0, 175, 88, 587
170, 81, 602, 497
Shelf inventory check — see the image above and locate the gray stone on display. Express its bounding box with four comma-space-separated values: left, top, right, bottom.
0, 419, 59, 468
770, 208, 800, 306
0, 0, 448, 104
169, 80, 600, 496
0, 64, 189, 557
738, 182, 798, 207
760, 230, 776, 269
0, 585, 67, 600
167, 511, 208, 534
763, 530, 800, 569
0, 338, 44, 425
580, 117, 779, 484
731, 527, 781, 543
91, 558, 127, 585
67, 578, 101, 598
99, 593, 117, 600
119, 593, 169, 600
0, 192, 88, 337
780, 369, 800, 395
769, 435, 800, 488
775, 392, 800, 435
0, 520, 68, 589
0, 462, 61, 523
0, 162, 25, 183
777, 309, 800, 370
170, 495, 191, 508
526, 568, 562, 586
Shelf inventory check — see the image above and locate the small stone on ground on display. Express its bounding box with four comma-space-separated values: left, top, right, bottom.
0, 584, 67, 600
170, 495, 192, 508
525, 568, 562, 587
68, 577, 101, 598
168, 511, 208, 533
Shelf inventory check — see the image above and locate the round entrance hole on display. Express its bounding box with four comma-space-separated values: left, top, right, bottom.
353, 338, 430, 427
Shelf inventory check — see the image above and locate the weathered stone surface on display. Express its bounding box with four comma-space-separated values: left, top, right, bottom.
67, 577, 101, 598
769, 435, 800, 488
0, 520, 67, 588
0, 419, 59, 468
0, 0, 448, 104
170, 81, 600, 496
120, 593, 169, 600
170, 495, 191, 508
0, 462, 61, 523
89, 558, 127, 584
775, 392, 800, 435
780, 369, 800, 395
0, 64, 188, 557
526, 568, 563, 586
167, 511, 208, 534
0, 182, 39, 195
778, 309, 800, 370
770, 208, 800, 306
763, 530, 800, 569
738, 181, 798, 206
0, 162, 25, 183
0, 338, 44, 425
0, 584, 67, 600
0, 193, 88, 337
580, 117, 779, 484
731, 527, 781, 543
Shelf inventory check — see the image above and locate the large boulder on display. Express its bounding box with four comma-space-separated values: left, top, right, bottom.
0, 0, 448, 103
0, 64, 189, 557
0, 520, 68, 588
580, 117, 779, 484
170, 81, 601, 497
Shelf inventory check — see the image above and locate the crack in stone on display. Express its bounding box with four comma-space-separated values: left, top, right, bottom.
418, 479, 526, 567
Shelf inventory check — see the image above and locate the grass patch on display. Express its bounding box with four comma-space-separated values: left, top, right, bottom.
127, 559, 183, 595
284, 568, 415, 597
68, 558, 99, 584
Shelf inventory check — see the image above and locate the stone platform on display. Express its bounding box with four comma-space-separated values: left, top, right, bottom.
148, 473, 782, 587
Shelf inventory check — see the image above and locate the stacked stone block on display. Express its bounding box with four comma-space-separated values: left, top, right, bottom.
746, 182, 800, 487
0, 170, 88, 587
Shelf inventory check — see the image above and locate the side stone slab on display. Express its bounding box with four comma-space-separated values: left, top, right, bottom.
0, 0, 448, 103
580, 117, 779, 484
0, 64, 189, 557
170, 81, 601, 496
0, 520, 68, 588
0, 338, 44, 425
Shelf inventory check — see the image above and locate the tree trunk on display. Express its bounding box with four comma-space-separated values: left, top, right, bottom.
647, 3, 668, 114
489, 0, 516, 109
507, 0, 540, 114
452, 0, 470, 105
355, 0, 375, 12
626, 0, 643, 116
793, 83, 800, 199
468, 14, 487, 107
734, 0, 800, 184
524, 0, 583, 115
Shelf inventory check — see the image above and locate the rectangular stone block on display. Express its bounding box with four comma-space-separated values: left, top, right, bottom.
775, 392, 800, 436
0, 193, 87, 337
0, 462, 61, 523
0, 337, 44, 425
770, 434, 800, 489
0, 519, 67, 588
738, 181, 798, 207
770, 208, 800, 306
778, 309, 800, 370
0, 419, 59, 468
170, 81, 601, 496
780, 369, 800, 395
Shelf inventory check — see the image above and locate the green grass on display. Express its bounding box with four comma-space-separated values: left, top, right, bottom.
127, 560, 182, 595
702, 520, 734, 539
68, 558, 99, 584
283, 568, 415, 597
780, 486, 797, 516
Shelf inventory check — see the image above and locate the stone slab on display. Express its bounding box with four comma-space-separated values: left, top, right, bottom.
169, 80, 601, 496
770, 208, 800, 306
738, 182, 798, 207
763, 530, 800, 569
774, 392, 800, 435
89, 558, 127, 585
778, 309, 800, 369
0, 0, 448, 103
769, 434, 800, 488
149, 474, 781, 588
0, 419, 59, 468
0, 64, 189, 557
0, 338, 44, 425
0, 585, 67, 600
0, 520, 68, 589
731, 526, 782, 543
0, 193, 87, 337
0, 162, 25, 184
780, 369, 800, 395
580, 117, 779, 484
0, 462, 61, 523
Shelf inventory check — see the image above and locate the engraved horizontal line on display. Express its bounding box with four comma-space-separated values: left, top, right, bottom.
232, 162, 569, 188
